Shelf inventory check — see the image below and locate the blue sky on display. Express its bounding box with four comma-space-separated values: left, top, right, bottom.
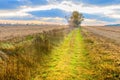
0, 0, 120, 25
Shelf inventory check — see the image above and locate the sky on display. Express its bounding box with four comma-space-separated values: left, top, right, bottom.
0, 0, 120, 25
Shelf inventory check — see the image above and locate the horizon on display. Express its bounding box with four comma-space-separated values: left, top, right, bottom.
0, 0, 120, 26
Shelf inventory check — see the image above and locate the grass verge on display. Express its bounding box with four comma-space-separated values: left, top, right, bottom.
82, 28, 120, 80
0, 28, 66, 80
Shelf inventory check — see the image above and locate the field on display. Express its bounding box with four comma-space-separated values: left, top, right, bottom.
0, 25, 120, 80
0, 25, 68, 41
82, 26, 120, 80
83, 26, 120, 44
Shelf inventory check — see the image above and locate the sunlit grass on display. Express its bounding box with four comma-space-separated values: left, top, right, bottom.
1, 27, 118, 80
0, 28, 66, 80
34, 29, 93, 80
82, 28, 120, 80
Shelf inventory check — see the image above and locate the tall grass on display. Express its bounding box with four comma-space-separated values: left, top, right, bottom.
0, 28, 68, 80
82, 29, 120, 80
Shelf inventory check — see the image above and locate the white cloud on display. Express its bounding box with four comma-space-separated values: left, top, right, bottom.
39, 17, 66, 24
20, 4, 55, 12
82, 18, 120, 26
18, 1, 120, 19
82, 18, 110, 26
0, 11, 31, 18
40, 17, 64, 21
105, 13, 120, 19
47, 0, 58, 4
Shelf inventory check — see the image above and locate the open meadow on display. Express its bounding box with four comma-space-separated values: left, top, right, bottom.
0, 25, 68, 41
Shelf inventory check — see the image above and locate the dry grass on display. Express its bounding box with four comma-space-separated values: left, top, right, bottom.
1, 26, 120, 80
0, 25, 68, 41
83, 26, 120, 43
0, 28, 67, 80
82, 28, 120, 80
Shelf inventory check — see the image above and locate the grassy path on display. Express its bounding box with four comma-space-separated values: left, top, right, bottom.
35, 29, 91, 80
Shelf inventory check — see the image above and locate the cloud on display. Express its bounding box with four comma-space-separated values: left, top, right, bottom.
18, 1, 120, 19
0, 10, 32, 18
105, 12, 120, 19
0, 0, 120, 25
39, 17, 66, 24
40, 17, 64, 21
82, 18, 120, 26
82, 18, 110, 26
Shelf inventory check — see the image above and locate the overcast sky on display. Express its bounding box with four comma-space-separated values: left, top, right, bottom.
0, 0, 120, 25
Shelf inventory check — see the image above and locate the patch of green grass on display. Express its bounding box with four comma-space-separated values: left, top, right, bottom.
35, 29, 93, 80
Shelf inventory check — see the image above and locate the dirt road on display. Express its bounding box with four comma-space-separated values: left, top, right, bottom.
0, 25, 68, 41
83, 26, 120, 44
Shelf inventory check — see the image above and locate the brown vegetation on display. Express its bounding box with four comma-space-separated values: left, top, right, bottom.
0, 25, 68, 41
82, 28, 120, 80
83, 26, 120, 44
0, 28, 68, 80
0, 25, 120, 80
